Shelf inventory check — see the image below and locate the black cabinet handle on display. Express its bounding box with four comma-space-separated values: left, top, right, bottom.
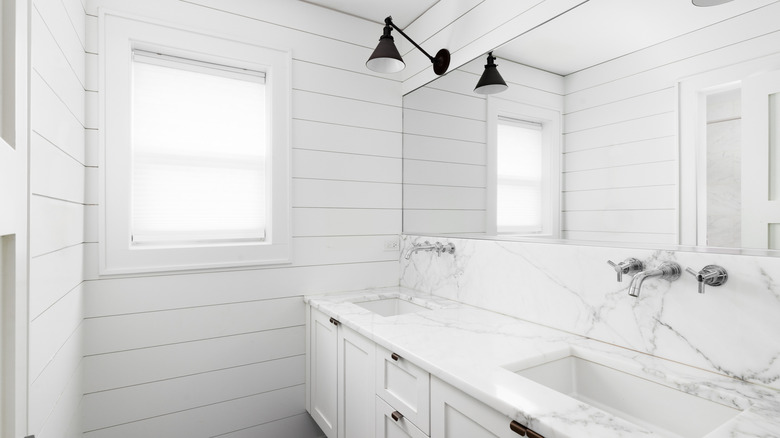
329, 317, 339, 326
391, 352, 400, 361
510, 420, 544, 438
391, 411, 403, 421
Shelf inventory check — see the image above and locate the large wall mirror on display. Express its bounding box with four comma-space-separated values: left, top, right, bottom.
402, 0, 780, 254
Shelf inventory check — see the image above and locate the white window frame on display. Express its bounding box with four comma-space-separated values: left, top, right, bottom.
99, 11, 292, 275
486, 97, 561, 237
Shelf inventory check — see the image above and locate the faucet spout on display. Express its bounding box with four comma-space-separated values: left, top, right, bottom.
627, 262, 681, 297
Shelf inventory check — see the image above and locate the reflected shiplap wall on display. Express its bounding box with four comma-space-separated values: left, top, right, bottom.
28, 0, 87, 435
562, 1, 780, 244
402, 58, 564, 234
80, 0, 402, 436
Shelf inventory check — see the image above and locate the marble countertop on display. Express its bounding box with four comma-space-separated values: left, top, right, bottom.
305, 287, 780, 438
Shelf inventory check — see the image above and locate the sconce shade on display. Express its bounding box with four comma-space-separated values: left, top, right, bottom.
366, 25, 405, 73
474, 52, 508, 95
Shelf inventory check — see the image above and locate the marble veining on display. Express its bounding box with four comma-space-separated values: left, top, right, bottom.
400, 235, 780, 392
305, 287, 780, 437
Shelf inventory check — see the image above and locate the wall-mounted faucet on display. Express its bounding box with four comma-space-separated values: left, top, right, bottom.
404, 241, 455, 260
685, 265, 728, 293
607, 258, 644, 282
627, 262, 682, 297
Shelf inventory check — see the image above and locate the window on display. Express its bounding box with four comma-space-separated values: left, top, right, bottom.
100, 12, 291, 274
487, 99, 560, 237
496, 118, 543, 233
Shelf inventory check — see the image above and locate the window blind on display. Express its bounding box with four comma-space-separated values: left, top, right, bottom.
131, 51, 268, 245
496, 118, 543, 233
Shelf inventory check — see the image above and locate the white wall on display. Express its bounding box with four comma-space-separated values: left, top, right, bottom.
561, 2, 780, 244
27, 0, 86, 436
402, 58, 564, 234
81, 1, 401, 436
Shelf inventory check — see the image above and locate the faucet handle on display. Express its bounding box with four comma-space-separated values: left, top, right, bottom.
686, 265, 728, 294
607, 258, 644, 282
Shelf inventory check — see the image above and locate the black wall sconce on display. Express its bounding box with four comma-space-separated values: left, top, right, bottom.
366, 16, 451, 76
474, 52, 508, 95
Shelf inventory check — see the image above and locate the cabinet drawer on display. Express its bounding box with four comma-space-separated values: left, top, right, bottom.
376, 396, 428, 438
376, 345, 430, 434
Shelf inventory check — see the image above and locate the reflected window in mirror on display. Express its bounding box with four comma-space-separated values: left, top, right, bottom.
496, 118, 543, 233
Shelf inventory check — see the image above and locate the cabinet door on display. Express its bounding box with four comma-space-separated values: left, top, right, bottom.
431, 376, 525, 438
376, 345, 431, 434
339, 326, 375, 438
310, 309, 339, 438
376, 396, 428, 438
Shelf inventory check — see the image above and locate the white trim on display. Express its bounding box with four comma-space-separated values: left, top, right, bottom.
99, 10, 292, 275
678, 52, 780, 246
487, 97, 561, 237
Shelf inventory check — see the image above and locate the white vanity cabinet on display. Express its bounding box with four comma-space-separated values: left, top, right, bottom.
308, 308, 376, 438
376, 345, 431, 435
431, 377, 544, 438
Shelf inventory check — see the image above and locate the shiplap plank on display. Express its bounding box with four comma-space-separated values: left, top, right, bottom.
292, 149, 401, 183
491, 84, 565, 112
563, 210, 676, 234
61, 0, 86, 47
84, 166, 97, 205
34, 361, 83, 438
403, 108, 486, 144
29, 284, 84, 381
85, 297, 303, 355
85, 52, 97, 91
292, 59, 399, 107
82, 385, 307, 438
30, 73, 85, 164
565, 88, 675, 134
30, 196, 84, 257
214, 412, 324, 438
85, 128, 97, 166
85, 14, 96, 53
30, 133, 85, 204
563, 161, 676, 192
563, 185, 677, 212
293, 208, 400, 237
564, 112, 676, 153
403, 159, 486, 188
32, 8, 85, 126
29, 243, 84, 319
403, 86, 486, 121
83, 355, 304, 431
404, 185, 486, 210
84, 205, 97, 242
34, 0, 86, 85
293, 90, 401, 132
293, 179, 401, 208
29, 324, 83, 432
403, 210, 486, 234
292, 236, 398, 266
563, 230, 677, 245
85, 261, 398, 317
292, 119, 400, 158
563, 137, 676, 173
85, 90, 97, 129
84, 326, 304, 393
403, 134, 486, 166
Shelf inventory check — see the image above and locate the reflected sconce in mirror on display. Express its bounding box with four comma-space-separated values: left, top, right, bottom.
474, 52, 508, 95
366, 16, 451, 76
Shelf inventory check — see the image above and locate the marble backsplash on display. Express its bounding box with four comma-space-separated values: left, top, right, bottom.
400, 235, 780, 391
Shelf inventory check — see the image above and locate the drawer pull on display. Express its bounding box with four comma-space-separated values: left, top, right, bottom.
329, 317, 340, 326
510, 420, 544, 438
391, 352, 400, 361
391, 411, 403, 422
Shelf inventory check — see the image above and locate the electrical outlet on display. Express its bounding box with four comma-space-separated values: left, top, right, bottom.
383, 238, 400, 251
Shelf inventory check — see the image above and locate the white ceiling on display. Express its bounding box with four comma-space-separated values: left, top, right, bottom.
302, 0, 780, 76
493, 0, 780, 75
300, 0, 440, 28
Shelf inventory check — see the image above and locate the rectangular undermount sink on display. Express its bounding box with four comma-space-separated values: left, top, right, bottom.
353, 298, 429, 317
510, 355, 740, 438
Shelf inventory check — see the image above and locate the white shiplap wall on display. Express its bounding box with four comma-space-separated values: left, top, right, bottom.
402, 58, 564, 234
81, 0, 401, 436
28, 0, 87, 436
561, 1, 780, 244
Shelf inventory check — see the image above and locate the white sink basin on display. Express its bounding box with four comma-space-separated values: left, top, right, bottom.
510, 355, 740, 438
353, 298, 429, 317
